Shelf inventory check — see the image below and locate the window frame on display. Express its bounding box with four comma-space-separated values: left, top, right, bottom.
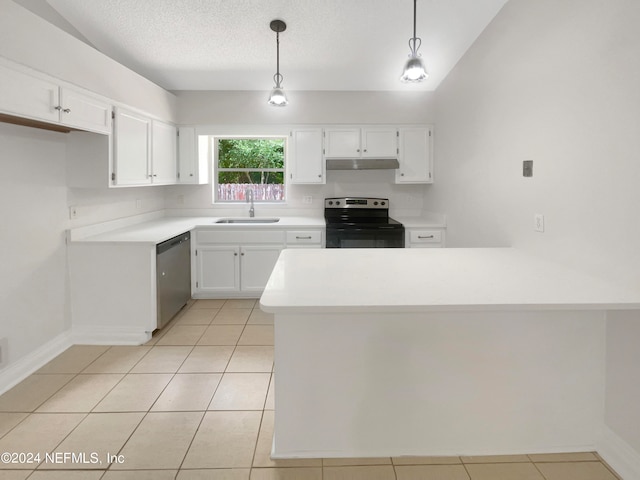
212, 135, 288, 204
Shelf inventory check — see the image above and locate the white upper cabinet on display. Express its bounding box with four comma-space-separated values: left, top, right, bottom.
324, 127, 361, 158
112, 108, 179, 187
289, 128, 324, 184
324, 126, 397, 158
361, 127, 398, 158
177, 127, 209, 184
113, 108, 152, 186
0, 64, 59, 123
59, 88, 112, 134
395, 126, 433, 184
151, 120, 177, 184
0, 63, 111, 134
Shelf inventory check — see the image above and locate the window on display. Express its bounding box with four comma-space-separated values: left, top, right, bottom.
214, 137, 286, 202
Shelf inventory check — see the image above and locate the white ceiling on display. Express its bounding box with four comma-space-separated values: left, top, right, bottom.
16, 0, 508, 92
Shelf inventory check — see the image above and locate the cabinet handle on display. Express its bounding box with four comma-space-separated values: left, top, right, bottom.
55, 106, 71, 113
364, 149, 367, 152
63, 108, 71, 113
234, 252, 238, 256
400, 173, 405, 176
296, 236, 312, 240
318, 174, 322, 178
418, 235, 435, 239
241, 252, 245, 256
356, 149, 360, 153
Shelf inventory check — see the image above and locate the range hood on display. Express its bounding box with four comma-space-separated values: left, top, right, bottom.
326, 158, 400, 170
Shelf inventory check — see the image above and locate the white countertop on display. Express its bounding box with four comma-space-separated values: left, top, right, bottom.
260, 248, 640, 313
69, 216, 326, 244
394, 216, 447, 228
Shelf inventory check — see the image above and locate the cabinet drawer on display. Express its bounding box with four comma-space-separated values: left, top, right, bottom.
409, 230, 442, 244
286, 230, 322, 245
197, 229, 285, 245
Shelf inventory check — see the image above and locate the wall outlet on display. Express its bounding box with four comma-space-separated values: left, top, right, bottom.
135, 198, 142, 209
0, 337, 8, 369
534, 213, 545, 232
302, 196, 313, 204
69, 206, 78, 219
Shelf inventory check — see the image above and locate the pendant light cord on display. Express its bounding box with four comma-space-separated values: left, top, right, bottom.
274, 31, 283, 88
408, 0, 422, 55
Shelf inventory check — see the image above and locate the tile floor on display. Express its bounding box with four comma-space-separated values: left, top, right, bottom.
0, 299, 622, 479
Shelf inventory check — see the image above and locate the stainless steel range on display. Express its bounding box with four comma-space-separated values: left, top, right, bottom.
324, 197, 405, 248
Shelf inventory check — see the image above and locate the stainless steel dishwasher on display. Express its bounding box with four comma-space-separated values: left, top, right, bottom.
156, 231, 191, 329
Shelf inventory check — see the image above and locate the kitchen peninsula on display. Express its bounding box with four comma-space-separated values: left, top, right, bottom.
260, 248, 640, 459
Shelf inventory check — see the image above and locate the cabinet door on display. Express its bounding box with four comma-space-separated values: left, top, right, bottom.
60, 88, 112, 134
152, 120, 177, 184
178, 127, 209, 184
195, 245, 240, 294
324, 128, 360, 158
178, 127, 196, 184
0, 64, 59, 123
362, 127, 397, 158
396, 126, 433, 184
290, 129, 324, 184
113, 108, 152, 186
240, 245, 283, 292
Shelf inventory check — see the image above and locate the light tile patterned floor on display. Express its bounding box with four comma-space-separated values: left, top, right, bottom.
0, 299, 622, 479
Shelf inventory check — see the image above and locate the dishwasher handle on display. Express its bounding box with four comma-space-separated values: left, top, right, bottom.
156, 231, 191, 255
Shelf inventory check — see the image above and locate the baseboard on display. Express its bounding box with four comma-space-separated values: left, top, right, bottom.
598, 425, 640, 480
0, 332, 73, 396
71, 326, 151, 345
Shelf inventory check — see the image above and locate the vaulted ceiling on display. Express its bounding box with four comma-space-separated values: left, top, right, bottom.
15, 0, 508, 91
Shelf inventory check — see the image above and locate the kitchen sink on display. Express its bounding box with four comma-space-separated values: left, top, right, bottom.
214, 218, 280, 224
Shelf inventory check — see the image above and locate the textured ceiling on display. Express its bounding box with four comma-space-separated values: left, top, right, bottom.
20, 0, 508, 91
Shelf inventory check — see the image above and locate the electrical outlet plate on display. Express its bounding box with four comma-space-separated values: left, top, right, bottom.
534, 213, 545, 232
69, 206, 78, 219
0, 337, 8, 369
302, 196, 313, 204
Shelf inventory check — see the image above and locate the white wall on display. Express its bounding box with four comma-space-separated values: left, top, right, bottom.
0, 0, 175, 378
0, 0, 176, 120
429, 0, 640, 464
0, 123, 69, 368
177, 90, 435, 126
170, 90, 435, 218
429, 0, 640, 288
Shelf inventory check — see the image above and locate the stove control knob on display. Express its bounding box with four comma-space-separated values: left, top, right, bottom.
328, 200, 333, 205
336, 201, 341, 205
373, 201, 379, 205
381, 201, 386, 206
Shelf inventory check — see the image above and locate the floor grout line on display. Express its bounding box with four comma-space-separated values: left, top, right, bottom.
0, 298, 625, 479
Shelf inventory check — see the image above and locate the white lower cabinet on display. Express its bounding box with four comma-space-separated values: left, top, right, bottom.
285, 230, 323, 248
405, 228, 445, 248
240, 245, 283, 292
195, 245, 240, 294
193, 229, 284, 298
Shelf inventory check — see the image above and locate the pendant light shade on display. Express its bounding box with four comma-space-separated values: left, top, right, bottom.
268, 19, 288, 106
401, 0, 428, 83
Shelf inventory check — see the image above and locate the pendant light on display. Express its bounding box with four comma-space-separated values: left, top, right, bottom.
400, 0, 428, 83
268, 19, 288, 106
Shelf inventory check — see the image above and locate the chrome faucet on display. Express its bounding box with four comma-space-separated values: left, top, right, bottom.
246, 188, 255, 217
